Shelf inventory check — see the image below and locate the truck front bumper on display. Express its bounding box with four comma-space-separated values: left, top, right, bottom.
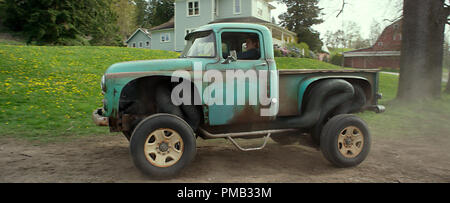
92, 108, 109, 126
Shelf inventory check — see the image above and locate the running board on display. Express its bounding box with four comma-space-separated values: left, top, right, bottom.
226, 133, 272, 152
198, 128, 297, 139
198, 128, 298, 152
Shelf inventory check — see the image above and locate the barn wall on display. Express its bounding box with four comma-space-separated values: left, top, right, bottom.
344, 56, 400, 69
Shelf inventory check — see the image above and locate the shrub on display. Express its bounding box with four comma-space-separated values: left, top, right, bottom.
286, 42, 310, 58
289, 51, 299, 58
274, 49, 282, 57
330, 54, 344, 66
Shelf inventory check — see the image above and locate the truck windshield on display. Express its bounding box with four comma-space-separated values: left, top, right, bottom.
181, 31, 216, 58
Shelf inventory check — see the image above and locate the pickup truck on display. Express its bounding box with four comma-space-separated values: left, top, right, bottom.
93, 23, 384, 178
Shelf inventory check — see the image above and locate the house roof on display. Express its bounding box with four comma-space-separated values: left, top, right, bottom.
208, 16, 296, 36
321, 44, 330, 54
209, 16, 271, 24
149, 17, 175, 31
125, 28, 151, 43
344, 18, 403, 56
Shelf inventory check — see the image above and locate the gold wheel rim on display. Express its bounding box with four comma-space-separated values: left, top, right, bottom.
337, 126, 364, 158
144, 128, 184, 168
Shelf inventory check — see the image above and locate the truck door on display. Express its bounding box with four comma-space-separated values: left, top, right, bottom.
205, 29, 271, 126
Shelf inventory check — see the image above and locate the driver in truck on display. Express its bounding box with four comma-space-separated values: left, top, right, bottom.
237, 37, 260, 60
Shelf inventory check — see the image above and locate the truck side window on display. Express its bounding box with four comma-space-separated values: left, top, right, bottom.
221, 32, 261, 60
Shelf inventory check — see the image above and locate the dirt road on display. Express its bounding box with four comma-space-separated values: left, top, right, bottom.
1, 133, 449, 183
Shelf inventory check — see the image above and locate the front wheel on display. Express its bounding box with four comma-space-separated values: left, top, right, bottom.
130, 114, 196, 178
320, 114, 371, 168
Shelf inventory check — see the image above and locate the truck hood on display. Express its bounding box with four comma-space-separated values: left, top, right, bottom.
105, 58, 195, 74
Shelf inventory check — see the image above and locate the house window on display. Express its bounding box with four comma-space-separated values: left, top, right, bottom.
161, 33, 170, 43
234, 0, 241, 14
378, 42, 383, 46
393, 24, 399, 30
187, 1, 200, 16
139, 42, 143, 48
132, 43, 136, 48
257, 0, 263, 16
146, 41, 150, 47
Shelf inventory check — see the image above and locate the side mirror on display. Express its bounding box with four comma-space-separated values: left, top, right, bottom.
222, 50, 237, 64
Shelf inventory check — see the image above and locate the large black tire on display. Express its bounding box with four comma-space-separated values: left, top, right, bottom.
310, 85, 366, 146
130, 114, 196, 178
320, 114, 371, 168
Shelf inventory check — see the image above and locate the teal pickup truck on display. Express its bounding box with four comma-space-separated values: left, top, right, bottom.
93, 23, 384, 178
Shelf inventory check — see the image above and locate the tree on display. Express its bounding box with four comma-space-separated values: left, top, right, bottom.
3, 0, 121, 46
352, 35, 371, 49
112, 0, 137, 41
397, 0, 447, 100
369, 20, 382, 45
341, 21, 371, 49
82, 0, 122, 46
446, 68, 450, 93
149, 0, 174, 26
324, 29, 345, 49
296, 28, 323, 51
135, 0, 150, 27
445, 39, 450, 93
278, 0, 324, 52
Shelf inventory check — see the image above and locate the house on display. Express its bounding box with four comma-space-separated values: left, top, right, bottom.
125, 28, 152, 49
126, 0, 296, 52
343, 19, 402, 69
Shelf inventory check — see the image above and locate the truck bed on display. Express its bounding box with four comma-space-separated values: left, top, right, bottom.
277, 69, 380, 116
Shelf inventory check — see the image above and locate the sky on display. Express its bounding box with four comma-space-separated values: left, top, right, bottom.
270, 0, 402, 40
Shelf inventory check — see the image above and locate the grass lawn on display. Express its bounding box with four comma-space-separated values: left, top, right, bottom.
0, 39, 26, 45
0, 45, 178, 141
275, 57, 345, 70
1, 45, 449, 142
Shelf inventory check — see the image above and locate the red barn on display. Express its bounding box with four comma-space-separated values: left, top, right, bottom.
344, 20, 402, 69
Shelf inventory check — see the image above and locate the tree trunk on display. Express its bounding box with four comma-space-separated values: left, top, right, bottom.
446, 70, 450, 93
397, 0, 445, 101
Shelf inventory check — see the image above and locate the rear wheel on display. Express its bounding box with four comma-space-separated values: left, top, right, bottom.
130, 114, 196, 178
310, 85, 366, 146
320, 114, 371, 168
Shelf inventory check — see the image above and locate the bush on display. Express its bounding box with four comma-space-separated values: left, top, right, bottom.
0, 0, 5, 22
289, 51, 300, 58
2, 0, 121, 46
330, 54, 344, 66
274, 49, 282, 57
322, 55, 329, 63
286, 42, 310, 58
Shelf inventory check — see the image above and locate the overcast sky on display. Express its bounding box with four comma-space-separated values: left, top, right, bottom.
270, 0, 402, 40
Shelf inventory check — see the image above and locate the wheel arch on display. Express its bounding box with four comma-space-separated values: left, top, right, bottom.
109, 74, 203, 132
298, 76, 373, 114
